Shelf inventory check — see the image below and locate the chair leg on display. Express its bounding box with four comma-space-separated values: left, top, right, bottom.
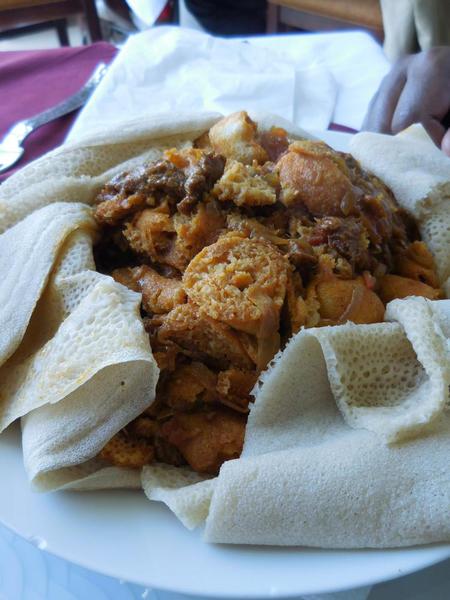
266, 3, 280, 33
55, 18, 70, 46
81, 0, 102, 42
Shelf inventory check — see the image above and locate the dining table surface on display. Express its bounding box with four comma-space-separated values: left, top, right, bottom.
0, 33, 449, 600
0, 42, 118, 183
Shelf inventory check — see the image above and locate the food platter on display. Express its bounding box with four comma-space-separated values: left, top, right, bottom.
1, 129, 449, 598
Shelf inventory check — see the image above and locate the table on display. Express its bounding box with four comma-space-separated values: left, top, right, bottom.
0, 38, 449, 600
0, 42, 117, 183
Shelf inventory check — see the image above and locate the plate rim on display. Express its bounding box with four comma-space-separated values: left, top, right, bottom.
1, 507, 449, 599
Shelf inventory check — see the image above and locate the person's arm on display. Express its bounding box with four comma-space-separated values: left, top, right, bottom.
363, 47, 450, 156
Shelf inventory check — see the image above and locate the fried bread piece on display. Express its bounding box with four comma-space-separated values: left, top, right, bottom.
128, 416, 158, 439
163, 202, 226, 271
183, 234, 289, 336
123, 206, 174, 262
394, 241, 440, 288
277, 141, 354, 216
305, 270, 385, 326
111, 266, 140, 292
209, 111, 268, 165
317, 277, 385, 325
212, 160, 278, 207
164, 362, 217, 410
113, 265, 186, 314
99, 431, 154, 468
157, 303, 255, 370
159, 408, 246, 474
378, 274, 442, 304
216, 368, 257, 412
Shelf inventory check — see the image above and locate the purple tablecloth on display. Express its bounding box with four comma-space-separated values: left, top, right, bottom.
0, 42, 117, 182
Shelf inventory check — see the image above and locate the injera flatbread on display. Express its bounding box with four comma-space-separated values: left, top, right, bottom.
0, 114, 449, 547
205, 298, 450, 547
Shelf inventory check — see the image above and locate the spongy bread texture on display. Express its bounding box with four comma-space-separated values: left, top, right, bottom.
316, 297, 449, 442
35, 461, 142, 492
205, 299, 450, 547
0, 202, 95, 380
205, 416, 450, 547
419, 195, 450, 296
142, 465, 216, 530
8, 237, 159, 489
244, 299, 450, 450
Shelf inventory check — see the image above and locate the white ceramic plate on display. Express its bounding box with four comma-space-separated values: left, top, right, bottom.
2, 130, 449, 598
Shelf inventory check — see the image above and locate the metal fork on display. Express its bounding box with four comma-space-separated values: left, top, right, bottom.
0, 62, 108, 174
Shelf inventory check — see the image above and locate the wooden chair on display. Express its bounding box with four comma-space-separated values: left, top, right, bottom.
267, 0, 384, 41
0, 0, 102, 46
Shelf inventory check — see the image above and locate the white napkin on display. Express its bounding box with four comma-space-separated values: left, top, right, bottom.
246, 31, 390, 130
69, 28, 390, 142
68, 26, 337, 140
